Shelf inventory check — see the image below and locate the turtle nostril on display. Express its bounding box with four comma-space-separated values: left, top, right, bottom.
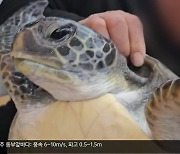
24, 19, 41, 28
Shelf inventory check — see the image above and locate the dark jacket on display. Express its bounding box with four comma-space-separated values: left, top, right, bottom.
0, 0, 179, 140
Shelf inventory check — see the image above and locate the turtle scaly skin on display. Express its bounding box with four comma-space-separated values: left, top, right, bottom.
0, 0, 179, 139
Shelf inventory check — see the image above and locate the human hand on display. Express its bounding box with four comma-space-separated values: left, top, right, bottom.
80, 11, 146, 67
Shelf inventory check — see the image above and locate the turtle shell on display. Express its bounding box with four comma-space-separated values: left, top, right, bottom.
8, 94, 149, 140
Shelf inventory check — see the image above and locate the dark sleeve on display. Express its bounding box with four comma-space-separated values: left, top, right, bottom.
44, 0, 84, 21
0, 0, 84, 26
0, 0, 32, 25
0, 100, 16, 140
45, 0, 128, 19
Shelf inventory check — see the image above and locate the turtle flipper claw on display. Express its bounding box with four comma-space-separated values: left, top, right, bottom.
146, 79, 180, 139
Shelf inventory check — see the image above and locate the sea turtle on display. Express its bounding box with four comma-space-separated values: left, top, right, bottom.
0, 0, 180, 140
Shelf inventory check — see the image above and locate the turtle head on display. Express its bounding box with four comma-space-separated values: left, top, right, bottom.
11, 17, 127, 101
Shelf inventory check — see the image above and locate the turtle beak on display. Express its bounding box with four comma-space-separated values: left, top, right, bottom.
11, 29, 63, 70
11, 29, 26, 59
11, 28, 73, 87
11, 29, 51, 59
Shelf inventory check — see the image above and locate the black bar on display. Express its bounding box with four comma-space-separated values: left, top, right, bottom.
0, 140, 179, 153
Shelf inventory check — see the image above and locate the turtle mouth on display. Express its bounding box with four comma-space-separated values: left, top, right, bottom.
14, 58, 79, 101
14, 57, 62, 71
14, 58, 73, 84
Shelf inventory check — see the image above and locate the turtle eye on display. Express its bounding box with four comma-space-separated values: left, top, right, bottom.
47, 24, 76, 41
50, 27, 71, 40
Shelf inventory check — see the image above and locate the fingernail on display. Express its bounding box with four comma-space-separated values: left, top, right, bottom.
131, 52, 144, 67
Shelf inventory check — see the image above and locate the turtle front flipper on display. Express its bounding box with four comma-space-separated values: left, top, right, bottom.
0, 0, 48, 96
0, 0, 48, 52
146, 79, 180, 139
